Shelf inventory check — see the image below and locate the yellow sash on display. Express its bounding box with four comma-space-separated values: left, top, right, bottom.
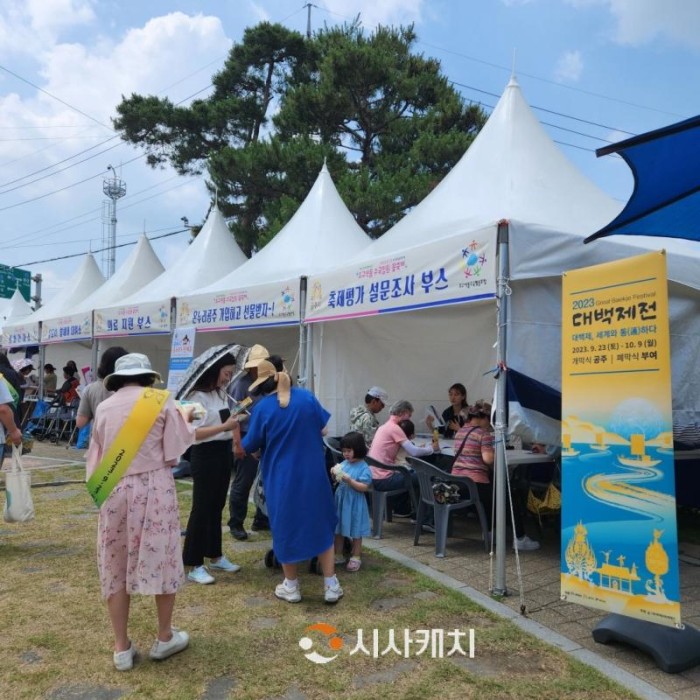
87, 388, 170, 507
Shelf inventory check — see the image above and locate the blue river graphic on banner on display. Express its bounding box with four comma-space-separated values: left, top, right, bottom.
560, 251, 680, 628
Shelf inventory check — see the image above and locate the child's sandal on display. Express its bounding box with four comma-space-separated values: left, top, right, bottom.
346, 557, 361, 572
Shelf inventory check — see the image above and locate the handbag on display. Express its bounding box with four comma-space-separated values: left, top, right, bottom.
3, 444, 35, 523
527, 482, 562, 525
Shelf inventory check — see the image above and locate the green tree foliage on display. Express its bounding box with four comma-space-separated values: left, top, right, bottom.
113, 21, 486, 255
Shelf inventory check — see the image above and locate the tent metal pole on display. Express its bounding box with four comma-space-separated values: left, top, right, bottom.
298, 277, 308, 388
305, 323, 314, 394
91, 313, 99, 380
38, 343, 46, 397
493, 220, 510, 596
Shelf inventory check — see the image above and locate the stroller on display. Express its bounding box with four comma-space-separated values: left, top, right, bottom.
28, 395, 79, 444
257, 462, 352, 574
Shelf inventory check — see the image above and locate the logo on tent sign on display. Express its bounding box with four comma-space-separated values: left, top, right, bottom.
461, 241, 487, 276
459, 241, 488, 289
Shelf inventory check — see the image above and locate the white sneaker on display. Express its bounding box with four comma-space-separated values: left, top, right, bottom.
275, 581, 302, 603
514, 535, 540, 551
188, 565, 215, 584
324, 580, 344, 604
149, 629, 189, 660
209, 556, 241, 572
113, 641, 137, 671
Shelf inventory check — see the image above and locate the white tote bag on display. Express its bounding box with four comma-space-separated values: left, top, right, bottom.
3, 444, 35, 523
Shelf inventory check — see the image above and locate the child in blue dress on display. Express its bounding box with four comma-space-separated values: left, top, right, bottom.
332, 431, 372, 572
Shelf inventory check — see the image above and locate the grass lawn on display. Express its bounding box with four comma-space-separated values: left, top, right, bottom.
0, 464, 639, 699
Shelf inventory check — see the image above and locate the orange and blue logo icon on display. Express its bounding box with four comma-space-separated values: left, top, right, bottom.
298, 623, 344, 664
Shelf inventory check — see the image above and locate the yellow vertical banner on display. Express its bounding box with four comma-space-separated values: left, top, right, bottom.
561, 251, 680, 628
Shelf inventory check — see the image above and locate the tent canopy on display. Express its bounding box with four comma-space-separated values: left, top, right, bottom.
194, 163, 371, 294
355, 77, 621, 261
118, 206, 248, 305
587, 114, 700, 243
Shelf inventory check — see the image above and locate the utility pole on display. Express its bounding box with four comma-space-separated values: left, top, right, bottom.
305, 2, 313, 38
31, 273, 42, 310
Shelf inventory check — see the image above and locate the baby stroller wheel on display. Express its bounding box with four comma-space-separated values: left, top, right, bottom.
309, 556, 322, 575
264, 549, 281, 569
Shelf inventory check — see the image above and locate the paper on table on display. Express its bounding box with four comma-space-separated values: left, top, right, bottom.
426, 405, 445, 427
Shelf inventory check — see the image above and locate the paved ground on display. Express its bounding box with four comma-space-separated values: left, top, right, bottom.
12, 441, 700, 699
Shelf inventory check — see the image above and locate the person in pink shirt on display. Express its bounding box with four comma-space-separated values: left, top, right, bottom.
368, 400, 438, 526
86, 354, 196, 671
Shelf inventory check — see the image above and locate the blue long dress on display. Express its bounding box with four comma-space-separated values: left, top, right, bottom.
242, 387, 337, 563
335, 460, 372, 538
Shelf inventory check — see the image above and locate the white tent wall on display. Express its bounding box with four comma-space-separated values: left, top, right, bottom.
506, 274, 700, 430
312, 301, 497, 436
507, 220, 700, 429
96, 335, 173, 380
191, 328, 301, 377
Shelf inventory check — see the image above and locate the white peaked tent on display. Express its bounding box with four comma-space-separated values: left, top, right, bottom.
178, 163, 371, 379
0, 289, 33, 334
38, 235, 165, 373
1, 290, 34, 363
94, 206, 249, 377
2, 255, 105, 361
307, 77, 700, 437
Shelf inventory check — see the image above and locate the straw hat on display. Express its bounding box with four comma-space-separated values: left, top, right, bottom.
244, 344, 269, 369
247, 359, 291, 407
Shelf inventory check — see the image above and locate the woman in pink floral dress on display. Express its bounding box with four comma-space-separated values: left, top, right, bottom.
86, 354, 195, 671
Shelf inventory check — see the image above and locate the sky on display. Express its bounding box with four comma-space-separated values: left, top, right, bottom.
1, 0, 699, 303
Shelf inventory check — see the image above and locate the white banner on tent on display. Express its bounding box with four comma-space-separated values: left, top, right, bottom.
176, 278, 300, 331
94, 301, 172, 338
1, 321, 39, 347
41, 312, 92, 343
304, 228, 496, 322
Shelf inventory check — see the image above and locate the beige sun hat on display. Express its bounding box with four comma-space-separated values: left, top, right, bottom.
247, 359, 291, 407
244, 344, 269, 369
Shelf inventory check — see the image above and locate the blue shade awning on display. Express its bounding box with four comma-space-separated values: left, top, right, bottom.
585, 114, 700, 243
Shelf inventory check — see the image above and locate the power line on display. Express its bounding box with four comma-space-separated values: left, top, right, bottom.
16, 227, 191, 267
419, 40, 683, 120
0, 63, 114, 131
0, 135, 120, 189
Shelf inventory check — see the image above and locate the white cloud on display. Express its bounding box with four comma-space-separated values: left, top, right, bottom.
554, 49, 583, 82
566, 0, 700, 50
0, 0, 96, 57
319, 0, 423, 29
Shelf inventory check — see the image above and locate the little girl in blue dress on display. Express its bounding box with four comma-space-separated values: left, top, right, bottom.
332, 431, 372, 572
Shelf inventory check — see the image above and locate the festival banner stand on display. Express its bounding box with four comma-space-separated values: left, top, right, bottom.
561, 250, 700, 673
167, 326, 196, 391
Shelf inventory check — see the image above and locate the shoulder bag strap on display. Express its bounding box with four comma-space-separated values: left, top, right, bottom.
451, 427, 477, 466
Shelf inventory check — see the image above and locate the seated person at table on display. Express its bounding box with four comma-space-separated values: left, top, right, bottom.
425, 383, 468, 439
453, 400, 540, 552
43, 364, 58, 396
59, 366, 80, 404
13, 358, 39, 396
369, 400, 438, 524
349, 386, 388, 447
395, 419, 439, 466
